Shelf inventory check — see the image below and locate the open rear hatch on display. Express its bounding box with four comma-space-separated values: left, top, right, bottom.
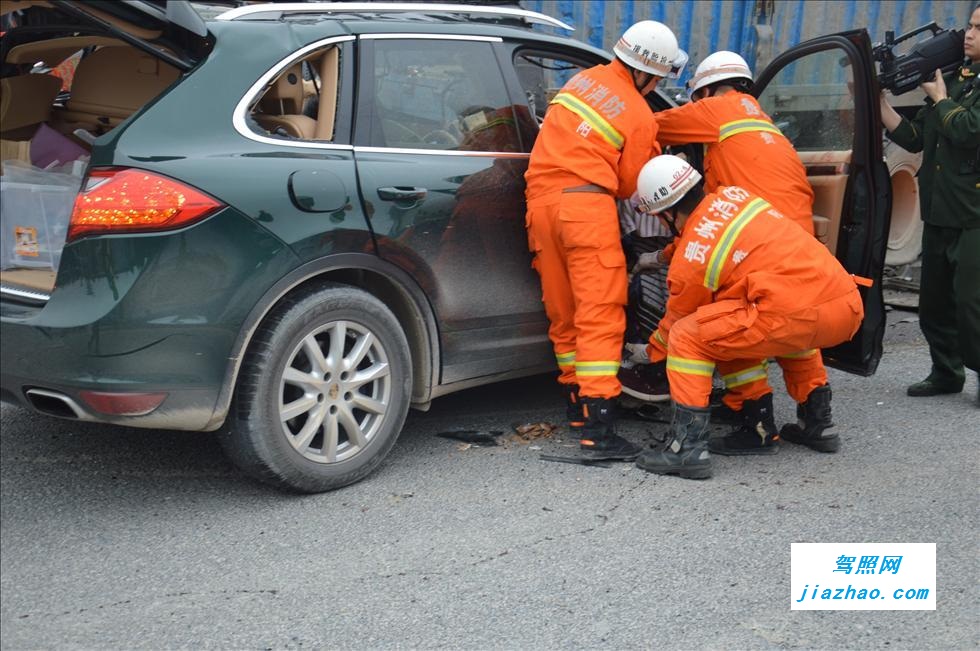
0, 0, 211, 300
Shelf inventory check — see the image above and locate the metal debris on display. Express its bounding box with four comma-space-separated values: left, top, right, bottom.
538, 454, 613, 468
435, 430, 503, 445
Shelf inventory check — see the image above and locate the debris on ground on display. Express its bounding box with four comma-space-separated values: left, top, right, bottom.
883, 263, 920, 312
510, 421, 559, 444
883, 288, 919, 312
435, 430, 503, 445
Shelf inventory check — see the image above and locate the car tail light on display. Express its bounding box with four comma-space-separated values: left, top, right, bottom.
67, 168, 225, 241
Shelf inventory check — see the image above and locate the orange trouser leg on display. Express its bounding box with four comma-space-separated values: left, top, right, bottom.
666, 291, 863, 408
527, 192, 626, 398
776, 350, 828, 404
665, 315, 717, 407
718, 359, 772, 410
562, 192, 626, 398
526, 195, 577, 386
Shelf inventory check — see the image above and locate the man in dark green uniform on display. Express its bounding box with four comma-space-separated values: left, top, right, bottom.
881, 4, 980, 403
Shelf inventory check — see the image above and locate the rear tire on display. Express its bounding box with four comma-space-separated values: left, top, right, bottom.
221, 283, 412, 493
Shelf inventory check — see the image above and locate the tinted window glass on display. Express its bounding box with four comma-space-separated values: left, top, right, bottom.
512, 51, 589, 125
757, 48, 855, 151
510, 50, 595, 152
369, 39, 521, 152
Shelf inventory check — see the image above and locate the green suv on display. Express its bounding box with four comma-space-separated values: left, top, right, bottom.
0, 2, 891, 492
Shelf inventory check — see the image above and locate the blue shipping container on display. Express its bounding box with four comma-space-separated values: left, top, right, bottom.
525, 0, 974, 91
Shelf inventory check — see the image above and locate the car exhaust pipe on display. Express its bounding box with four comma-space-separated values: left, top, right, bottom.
24, 388, 92, 421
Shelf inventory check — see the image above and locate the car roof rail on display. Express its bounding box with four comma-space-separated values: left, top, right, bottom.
214, 2, 574, 31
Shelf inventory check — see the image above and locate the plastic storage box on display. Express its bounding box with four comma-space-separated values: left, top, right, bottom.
0, 163, 80, 271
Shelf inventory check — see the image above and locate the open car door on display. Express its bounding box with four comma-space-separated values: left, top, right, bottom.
753, 29, 892, 376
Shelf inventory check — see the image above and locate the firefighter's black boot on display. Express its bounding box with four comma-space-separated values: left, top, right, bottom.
635, 403, 712, 479
578, 397, 640, 460
709, 393, 779, 455
563, 383, 585, 433
711, 401, 745, 425
779, 385, 838, 452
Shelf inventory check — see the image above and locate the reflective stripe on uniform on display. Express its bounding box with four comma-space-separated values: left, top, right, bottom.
778, 349, 818, 359
941, 105, 965, 128
654, 330, 667, 347
704, 197, 770, 290
666, 356, 715, 377
718, 118, 784, 142
575, 360, 620, 376
556, 351, 576, 368
722, 363, 768, 388
551, 92, 625, 150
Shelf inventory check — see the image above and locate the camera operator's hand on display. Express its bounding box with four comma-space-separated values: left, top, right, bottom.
921, 69, 948, 103
880, 91, 902, 131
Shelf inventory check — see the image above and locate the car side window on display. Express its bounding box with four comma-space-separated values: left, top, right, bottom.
510, 50, 594, 153
248, 45, 341, 142
756, 49, 855, 152
756, 46, 859, 255
368, 39, 521, 152
512, 51, 589, 125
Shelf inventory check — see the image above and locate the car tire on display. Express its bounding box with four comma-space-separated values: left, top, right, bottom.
222, 283, 412, 493
883, 139, 923, 266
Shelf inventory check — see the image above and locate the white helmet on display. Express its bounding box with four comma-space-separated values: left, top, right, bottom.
688, 50, 754, 95
636, 155, 703, 214
614, 20, 686, 78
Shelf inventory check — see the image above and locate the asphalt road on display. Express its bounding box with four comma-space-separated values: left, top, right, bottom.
1, 310, 977, 650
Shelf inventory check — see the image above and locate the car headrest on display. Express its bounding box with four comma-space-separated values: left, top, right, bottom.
259, 63, 305, 115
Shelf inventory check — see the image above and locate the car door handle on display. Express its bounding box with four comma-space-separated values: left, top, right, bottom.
377, 186, 427, 202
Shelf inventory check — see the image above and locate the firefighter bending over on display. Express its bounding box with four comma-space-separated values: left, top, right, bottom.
631, 156, 864, 479
633, 51, 840, 453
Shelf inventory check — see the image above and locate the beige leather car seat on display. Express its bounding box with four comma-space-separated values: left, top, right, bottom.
254, 63, 317, 139
0, 73, 62, 139
51, 45, 179, 137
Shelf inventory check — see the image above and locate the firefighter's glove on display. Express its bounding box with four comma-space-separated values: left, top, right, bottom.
631, 250, 666, 274
624, 342, 651, 365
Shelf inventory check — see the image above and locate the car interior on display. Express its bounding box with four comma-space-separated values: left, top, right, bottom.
249, 45, 340, 142
1, 35, 184, 295
2, 37, 179, 144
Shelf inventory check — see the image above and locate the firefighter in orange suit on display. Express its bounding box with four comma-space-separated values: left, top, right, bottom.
525, 20, 685, 458
646, 51, 837, 450
632, 156, 864, 479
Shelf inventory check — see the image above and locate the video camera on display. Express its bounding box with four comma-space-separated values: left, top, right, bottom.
873, 23, 965, 96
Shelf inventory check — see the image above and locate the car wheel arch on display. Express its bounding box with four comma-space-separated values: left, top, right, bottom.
204, 252, 439, 431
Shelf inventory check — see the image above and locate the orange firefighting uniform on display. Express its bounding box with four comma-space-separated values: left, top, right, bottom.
525, 59, 660, 398
654, 91, 815, 232
646, 186, 864, 408
653, 91, 830, 408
